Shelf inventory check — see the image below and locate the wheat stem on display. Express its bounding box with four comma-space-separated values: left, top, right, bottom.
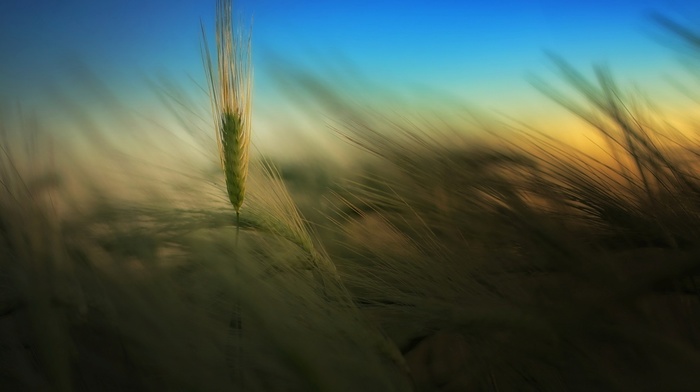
202, 1, 252, 388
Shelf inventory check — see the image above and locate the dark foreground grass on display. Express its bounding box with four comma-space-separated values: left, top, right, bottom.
3, 15, 700, 392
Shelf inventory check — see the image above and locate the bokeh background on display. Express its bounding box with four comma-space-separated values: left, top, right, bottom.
1, 0, 699, 160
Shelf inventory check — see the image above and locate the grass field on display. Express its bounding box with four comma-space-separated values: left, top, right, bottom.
2, 4, 700, 392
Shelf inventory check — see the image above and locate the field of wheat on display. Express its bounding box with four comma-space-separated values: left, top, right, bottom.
2, 2, 700, 391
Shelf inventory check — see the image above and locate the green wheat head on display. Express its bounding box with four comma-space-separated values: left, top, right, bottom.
202, 0, 253, 216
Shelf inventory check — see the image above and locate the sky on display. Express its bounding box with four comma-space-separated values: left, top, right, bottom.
1, 0, 699, 158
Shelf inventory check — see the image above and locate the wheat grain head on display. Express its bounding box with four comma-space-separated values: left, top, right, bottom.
202, 0, 253, 217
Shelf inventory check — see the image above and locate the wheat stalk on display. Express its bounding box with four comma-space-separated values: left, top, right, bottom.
202, 0, 252, 222
201, 1, 252, 387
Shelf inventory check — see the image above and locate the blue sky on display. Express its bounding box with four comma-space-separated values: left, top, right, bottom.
1, 0, 698, 153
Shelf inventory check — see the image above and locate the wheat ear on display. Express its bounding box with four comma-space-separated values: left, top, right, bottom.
202, 0, 252, 222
